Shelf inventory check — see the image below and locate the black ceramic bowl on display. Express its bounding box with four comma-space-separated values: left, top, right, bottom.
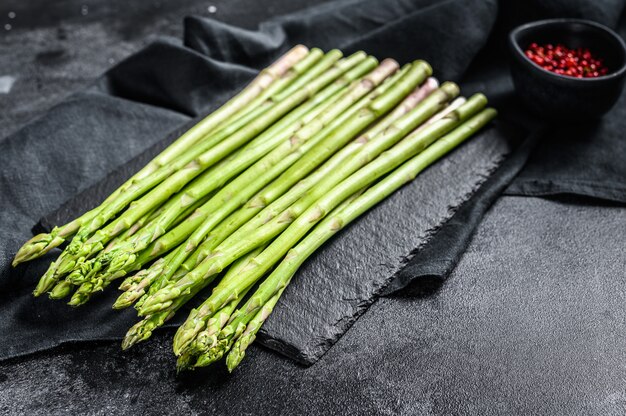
509, 19, 626, 120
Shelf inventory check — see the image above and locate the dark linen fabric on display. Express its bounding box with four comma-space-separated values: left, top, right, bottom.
1, 0, 625, 365
505, 102, 626, 203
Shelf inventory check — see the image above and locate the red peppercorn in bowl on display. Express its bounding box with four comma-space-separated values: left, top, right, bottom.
525, 43, 608, 78
509, 19, 626, 120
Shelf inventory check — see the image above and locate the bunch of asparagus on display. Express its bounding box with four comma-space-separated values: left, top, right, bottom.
13, 45, 496, 372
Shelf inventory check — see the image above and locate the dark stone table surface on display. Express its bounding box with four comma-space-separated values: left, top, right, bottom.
1, 1, 625, 415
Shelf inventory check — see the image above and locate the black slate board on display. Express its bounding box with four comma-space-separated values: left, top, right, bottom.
37, 119, 514, 364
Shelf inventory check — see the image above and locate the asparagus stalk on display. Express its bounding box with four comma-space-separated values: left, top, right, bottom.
137, 45, 310, 178
12, 45, 310, 266
98, 235, 174, 292
223, 80, 456, 245
32, 49, 327, 285
11, 45, 498, 374
66, 189, 213, 287
224, 287, 285, 371
175, 246, 269, 371
104, 206, 160, 253
112, 247, 182, 309
165, 94, 486, 354
31, 48, 323, 294
110, 84, 363, 309
117, 254, 170, 293
103, 51, 354, 248
63, 187, 213, 287
114, 62, 432, 347
116, 54, 371, 252
48, 280, 74, 300
148, 85, 456, 300
84, 93, 344, 273
34, 50, 356, 296
89, 51, 346, 241
186, 194, 360, 368
70, 72, 448, 316
98, 232, 176, 295
176, 289, 250, 372
222, 107, 497, 371
151, 58, 397, 290
190, 97, 465, 363
170, 75, 438, 282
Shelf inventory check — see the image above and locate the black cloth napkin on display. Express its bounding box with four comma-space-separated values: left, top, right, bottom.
1, 0, 625, 364
505, 105, 626, 203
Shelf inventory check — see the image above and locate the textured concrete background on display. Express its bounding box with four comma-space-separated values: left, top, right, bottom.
1, 1, 626, 415
0, 0, 326, 139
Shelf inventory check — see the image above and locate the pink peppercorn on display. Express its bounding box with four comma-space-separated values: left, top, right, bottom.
524, 42, 609, 78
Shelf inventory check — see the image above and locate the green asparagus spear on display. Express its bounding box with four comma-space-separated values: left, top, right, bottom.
151, 58, 397, 290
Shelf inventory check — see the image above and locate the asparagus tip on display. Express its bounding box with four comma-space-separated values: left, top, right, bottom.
112, 290, 143, 310
12, 233, 58, 266
225, 346, 245, 372
172, 325, 202, 356
49, 282, 73, 300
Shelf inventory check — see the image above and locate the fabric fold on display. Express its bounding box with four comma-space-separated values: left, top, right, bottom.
100, 38, 258, 116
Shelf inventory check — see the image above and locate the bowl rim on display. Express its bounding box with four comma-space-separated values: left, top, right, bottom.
509, 18, 626, 83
